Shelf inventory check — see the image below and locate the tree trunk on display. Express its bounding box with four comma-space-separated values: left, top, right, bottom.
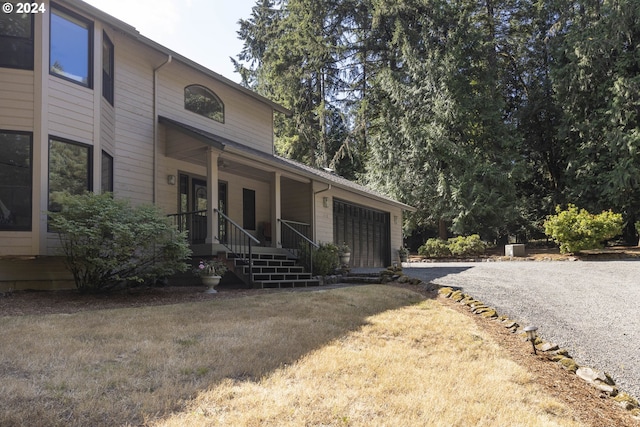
438, 219, 448, 240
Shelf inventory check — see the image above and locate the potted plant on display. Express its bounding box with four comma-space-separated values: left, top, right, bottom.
338, 242, 351, 265
194, 259, 228, 293
398, 246, 409, 262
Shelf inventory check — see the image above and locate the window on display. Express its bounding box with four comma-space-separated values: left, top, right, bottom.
242, 188, 255, 230
184, 85, 224, 123
101, 151, 113, 193
0, 131, 32, 231
102, 32, 114, 104
50, 6, 92, 87
0, 6, 34, 69
49, 137, 92, 213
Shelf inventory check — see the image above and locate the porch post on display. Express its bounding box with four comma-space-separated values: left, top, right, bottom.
271, 171, 281, 248
206, 149, 219, 245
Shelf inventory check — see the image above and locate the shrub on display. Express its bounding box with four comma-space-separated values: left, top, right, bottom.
48, 192, 192, 292
418, 238, 451, 258
418, 235, 487, 258
447, 234, 487, 257
312, 243, 340, 276
543, 204, 623, 253
299, 242, 340, 276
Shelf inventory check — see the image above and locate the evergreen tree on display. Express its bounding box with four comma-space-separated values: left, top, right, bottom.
552, 0, 640, 243
233, 0, 640, 245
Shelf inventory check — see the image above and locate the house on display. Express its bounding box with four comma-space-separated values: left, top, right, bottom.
0, 0, 413, 290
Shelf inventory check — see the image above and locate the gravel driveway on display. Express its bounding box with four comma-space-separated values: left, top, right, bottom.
402, 260, 640, 399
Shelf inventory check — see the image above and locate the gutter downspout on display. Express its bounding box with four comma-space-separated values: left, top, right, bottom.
152, 55, 173, 203
312, 183, 332, 241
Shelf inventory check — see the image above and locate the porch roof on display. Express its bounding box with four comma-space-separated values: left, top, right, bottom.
159, 116, 415, 212
274, 156, 416, 212
159, 116, 227, 150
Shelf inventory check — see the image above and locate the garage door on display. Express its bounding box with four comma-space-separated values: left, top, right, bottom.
333, 199, 390, 268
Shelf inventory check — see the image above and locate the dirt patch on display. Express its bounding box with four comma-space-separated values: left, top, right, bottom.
0, 286, 255, 317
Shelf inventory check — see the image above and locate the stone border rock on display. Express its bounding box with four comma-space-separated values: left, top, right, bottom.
437, 286, 640, 419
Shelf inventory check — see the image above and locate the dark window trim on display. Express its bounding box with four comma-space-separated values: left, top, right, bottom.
0, 129, 33, 231
101, 150, 113, 193
49, 3, 94, 88
102, 31, 114, 105
48, 135, 94, 193
0, 5, 34, 70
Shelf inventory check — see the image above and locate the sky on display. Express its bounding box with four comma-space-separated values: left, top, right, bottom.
83, 0, 256, 83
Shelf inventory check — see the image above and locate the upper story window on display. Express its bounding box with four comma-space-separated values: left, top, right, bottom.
184, 85, 224, 123
0, 6, 34, 69
102, 32, 114, 104
50, 6, 93, 87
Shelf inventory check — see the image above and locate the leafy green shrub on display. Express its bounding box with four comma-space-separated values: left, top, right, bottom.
299, 242, 340, 276
418, 235, 487, 258
418, 238, 451, 258
543, 204, 623, 253
311, 243, 340, 276
49, 192, 192, 292
447, 234, 487, 257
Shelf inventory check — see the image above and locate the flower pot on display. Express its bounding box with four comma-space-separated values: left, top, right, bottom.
339, 253, 351, 265
201, 275, 221, 293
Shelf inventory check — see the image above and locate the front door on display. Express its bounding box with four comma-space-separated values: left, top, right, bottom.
191, 178, 208, 243
179, 174, 227, 244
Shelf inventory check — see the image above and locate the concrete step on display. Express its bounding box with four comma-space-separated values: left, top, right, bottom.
223, 249, 318, 289
227, 253, 289, 261
251, 259, 296, 267
244, 266, 305, 274
252, 273, 313, 281
257, 279, 321, 289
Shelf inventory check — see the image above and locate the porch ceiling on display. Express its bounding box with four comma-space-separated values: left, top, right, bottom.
160, 116, 310, 183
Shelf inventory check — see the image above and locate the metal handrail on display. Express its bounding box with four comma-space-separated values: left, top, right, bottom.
215, 208, 260, 244
279, 219, 318, 248
278, 218, 318, 276
214, 208, 259, 286
279, 219, 311, 226
167, 210, 207, 244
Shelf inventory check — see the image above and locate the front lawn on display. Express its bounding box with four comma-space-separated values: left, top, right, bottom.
1, 285, 583, 426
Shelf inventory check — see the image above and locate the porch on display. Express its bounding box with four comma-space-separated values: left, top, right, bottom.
168, 209, 319, 288
160, 115, 398, 277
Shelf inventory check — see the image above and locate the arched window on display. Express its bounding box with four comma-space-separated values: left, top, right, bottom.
184, 85, 224, 123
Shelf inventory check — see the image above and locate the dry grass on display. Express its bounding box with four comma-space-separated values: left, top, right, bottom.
0, 285, 583, 426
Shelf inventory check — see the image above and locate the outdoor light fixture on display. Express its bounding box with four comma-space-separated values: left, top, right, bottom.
322, 197, 329, 208
524, 325, 538, 355
167, 174, 176, 185
393, 262, 398, 269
